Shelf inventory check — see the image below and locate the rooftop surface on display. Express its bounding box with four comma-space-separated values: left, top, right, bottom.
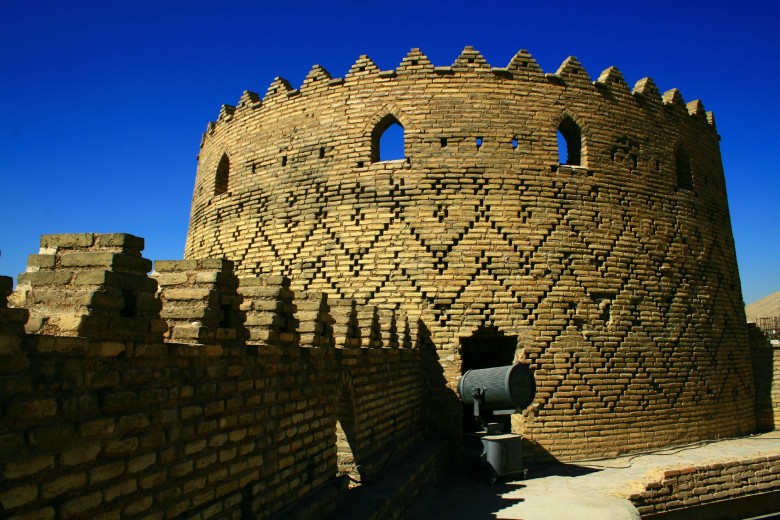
407, 431, 780, 519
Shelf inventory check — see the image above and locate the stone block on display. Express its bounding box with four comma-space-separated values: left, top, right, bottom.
104, 478, 138, 502
61, 445, 102, 466
154, 259, 200, 272
80, 418, 116, 437
72, 270, 113, 285
3, 455, 55, 479
0, 483, 38, 510
16, 271, 74, 286
60, 490, 102, 519
42, 472, 87, 500
128, 453, 157, 473
40, 233, 94, 250
154, 272, 189, 286
26, 254, 56, 270
96, 233, 144, 250
6, 398, 58, 419
162, 288, 212, 301
90, 461, 126, 485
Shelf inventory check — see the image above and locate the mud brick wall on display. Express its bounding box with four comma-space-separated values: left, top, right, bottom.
750, 323, 780, 431
185, 47, 754, 459
0, 234, 428, 520
0, 338, 337, 520
629, 455, 780, 516
335, 348, 423, 482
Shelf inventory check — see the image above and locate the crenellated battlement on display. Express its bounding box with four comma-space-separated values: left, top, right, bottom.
202, 46, 715, 148
0, 234, 430, 519
7, 234, 418, 355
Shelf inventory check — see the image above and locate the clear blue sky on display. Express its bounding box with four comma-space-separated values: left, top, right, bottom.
1, 0, 778, 305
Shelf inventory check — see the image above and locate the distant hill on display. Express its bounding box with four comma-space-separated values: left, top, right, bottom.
746, 290, 780, 323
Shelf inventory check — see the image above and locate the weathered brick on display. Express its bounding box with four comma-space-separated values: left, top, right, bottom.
61, 445, 102, 466
80, 418, 115, 436
60, 491, 102, 519
90, 461, 126, 484
42, 472, 86, 499
0, 484, 38, 509
6, 399, 57, 419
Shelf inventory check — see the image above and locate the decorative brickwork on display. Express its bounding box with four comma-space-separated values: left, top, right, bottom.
185, 47, 755, 459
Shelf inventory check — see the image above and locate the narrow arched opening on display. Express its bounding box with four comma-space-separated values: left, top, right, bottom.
371, 114, 405, 162
335, 383, 361, 486
675, 146, 693, 190
557, 117, 582, 166
215, 153, 230, 195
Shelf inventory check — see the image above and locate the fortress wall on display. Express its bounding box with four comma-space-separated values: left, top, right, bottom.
750, 323, 780, 431
0, 234, 426, 520
186, 48, 755, 460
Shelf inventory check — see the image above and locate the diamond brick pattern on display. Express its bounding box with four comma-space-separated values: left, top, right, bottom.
185, 48, 754, 459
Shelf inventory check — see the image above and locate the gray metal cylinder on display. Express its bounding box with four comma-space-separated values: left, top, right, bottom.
458, 364, 536, 412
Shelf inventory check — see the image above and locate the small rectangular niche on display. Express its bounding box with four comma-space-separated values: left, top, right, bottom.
120, 289, 137, 318
476, 137, 483, 149
440, 138, 448, 148
219, 303, 232, 328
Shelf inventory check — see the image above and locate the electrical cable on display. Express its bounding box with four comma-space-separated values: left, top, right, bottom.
566, 432, 780, 470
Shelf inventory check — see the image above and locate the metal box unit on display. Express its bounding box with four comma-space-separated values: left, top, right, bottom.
482, 433, 524, 479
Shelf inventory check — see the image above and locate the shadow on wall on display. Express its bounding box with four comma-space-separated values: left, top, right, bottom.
418, 320, 463, 444
405, 465, 527, 520
750, 323, 776, 431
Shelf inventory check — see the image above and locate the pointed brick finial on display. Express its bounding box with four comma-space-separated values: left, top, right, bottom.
632, 77, 662, 104
550, 56, 592, 86
662, 88, 686, 107
218, 104, 236, 122
686, 99, 706, 117
303, 64, 332, 86
506, 49, 543, 78
398, 48, 434, 73
264, 77, 293, 101
705, 111, 717, 128
236, 91, 261, 110
452, 46, 490, 71
346, 55, 380, 78
595, 66, 630, 96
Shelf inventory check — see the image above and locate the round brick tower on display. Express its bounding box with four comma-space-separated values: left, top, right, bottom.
185, 47, 754, 460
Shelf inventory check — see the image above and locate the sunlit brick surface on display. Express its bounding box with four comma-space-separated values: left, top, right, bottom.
186, 48, 754, 459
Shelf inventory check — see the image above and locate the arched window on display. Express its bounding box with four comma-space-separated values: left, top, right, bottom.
675, 146, 693, 190
215, 153, 230, 195
371, 114, 404, 162
557, 117, 581, 166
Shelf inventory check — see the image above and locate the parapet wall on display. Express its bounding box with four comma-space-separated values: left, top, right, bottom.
0, 234, 426, 520
629, 454, 780, 517
186, 47, 755, 459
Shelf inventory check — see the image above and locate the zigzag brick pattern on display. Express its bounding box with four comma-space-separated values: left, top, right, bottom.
185, 47, 754, 459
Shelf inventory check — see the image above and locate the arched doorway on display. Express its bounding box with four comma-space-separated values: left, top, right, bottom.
459, 326, 517, 434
